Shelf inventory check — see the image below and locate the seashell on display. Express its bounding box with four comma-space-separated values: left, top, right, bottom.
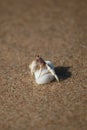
29, 56, 59, 84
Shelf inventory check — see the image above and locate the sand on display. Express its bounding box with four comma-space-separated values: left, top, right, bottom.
0, 0, 87, 130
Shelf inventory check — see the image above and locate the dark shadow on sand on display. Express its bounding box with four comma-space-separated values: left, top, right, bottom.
55, 66, 71, 81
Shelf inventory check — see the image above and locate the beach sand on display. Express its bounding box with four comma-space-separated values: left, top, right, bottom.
0, 0, 87, 130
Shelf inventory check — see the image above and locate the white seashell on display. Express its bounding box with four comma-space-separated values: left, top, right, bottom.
29, 59, 59, 84
29, 60, 37, 75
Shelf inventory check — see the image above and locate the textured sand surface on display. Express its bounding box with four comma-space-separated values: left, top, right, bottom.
0, 0, 87, 130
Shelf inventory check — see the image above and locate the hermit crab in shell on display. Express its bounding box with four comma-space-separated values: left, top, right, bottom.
29, 55, 59, 84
